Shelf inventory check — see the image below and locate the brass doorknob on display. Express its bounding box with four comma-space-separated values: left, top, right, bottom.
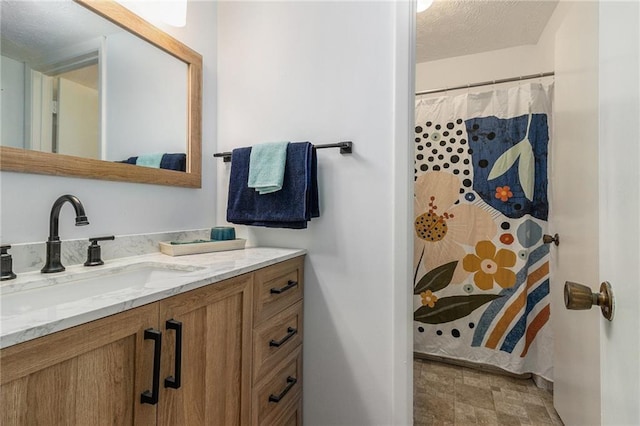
543, 233, 560, 246
564, 281, 614, 321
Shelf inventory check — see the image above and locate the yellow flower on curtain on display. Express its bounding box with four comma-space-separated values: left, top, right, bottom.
420, 290, 438, 308
414, 172, 497, 285
462, 240, 517, 290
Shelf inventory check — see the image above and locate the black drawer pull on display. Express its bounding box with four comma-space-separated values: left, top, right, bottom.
270, 280, 298, 294
268, 376, 297, 403
141, 328, 162, 405
165, 319, 182, 389
269, 327, 298, 347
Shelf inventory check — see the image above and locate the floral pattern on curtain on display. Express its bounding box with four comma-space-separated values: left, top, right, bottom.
413, 83, 553, 378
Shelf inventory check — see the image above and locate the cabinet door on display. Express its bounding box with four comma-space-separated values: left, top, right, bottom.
158, 273, 253, 426
0, 303, 159, 425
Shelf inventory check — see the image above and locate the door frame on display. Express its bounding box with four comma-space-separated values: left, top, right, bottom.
393, 1, 416, 425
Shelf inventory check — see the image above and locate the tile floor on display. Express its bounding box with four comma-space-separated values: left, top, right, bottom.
414, 358, 563, 425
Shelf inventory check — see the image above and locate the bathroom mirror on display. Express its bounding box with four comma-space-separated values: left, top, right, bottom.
0, 0, 202, 187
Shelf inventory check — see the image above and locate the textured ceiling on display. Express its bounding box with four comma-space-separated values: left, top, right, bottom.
1, 1, 121, 65
417, 0, 559, 63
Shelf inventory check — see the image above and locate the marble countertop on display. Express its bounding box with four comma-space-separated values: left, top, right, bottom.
0, 247, 306, 349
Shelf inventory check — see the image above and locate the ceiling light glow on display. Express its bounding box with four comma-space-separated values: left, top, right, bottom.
417, 0, 434, 13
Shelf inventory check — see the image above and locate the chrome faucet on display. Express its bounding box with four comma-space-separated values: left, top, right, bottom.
41, 195, 89, 273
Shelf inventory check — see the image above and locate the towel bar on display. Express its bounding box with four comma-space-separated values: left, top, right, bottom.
213, 141, 353, 163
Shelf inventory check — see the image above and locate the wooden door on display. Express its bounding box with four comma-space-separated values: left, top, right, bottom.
57, 76, 99, 159
0, 303, 158, 425
157, 274, 253, 426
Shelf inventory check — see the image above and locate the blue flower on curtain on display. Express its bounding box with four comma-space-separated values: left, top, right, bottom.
517, 219, 543, 248
466, 114, 549, 221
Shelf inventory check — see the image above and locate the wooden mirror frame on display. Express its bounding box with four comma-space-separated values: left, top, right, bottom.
0, 0, 202, 188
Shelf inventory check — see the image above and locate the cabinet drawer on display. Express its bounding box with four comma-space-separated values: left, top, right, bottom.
253, 301, 303, 384
252, 347, 302, 426
272, 397, 302, 426
254, 257, 304, 324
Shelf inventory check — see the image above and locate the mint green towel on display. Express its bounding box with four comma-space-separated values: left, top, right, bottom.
136, 153, 163, 168
248, 142, 289, 194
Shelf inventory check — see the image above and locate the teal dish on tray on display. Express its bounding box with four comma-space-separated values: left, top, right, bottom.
210, 227, 236, 241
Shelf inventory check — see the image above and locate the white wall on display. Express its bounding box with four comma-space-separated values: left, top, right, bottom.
0, 0, 217, 244
1, 55, 26, 149
104, 31, 187, 161
415, 2, 571, 93
598, 1, 640, 423
217, 2, 412, 424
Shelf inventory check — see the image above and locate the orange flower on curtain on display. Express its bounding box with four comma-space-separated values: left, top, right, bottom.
420, 290, 438, 308
462, 240, 517, 290
495, 186, 513, 202
414, 172, 497, 285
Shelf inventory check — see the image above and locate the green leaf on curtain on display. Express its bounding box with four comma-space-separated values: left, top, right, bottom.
414, 261, 458, 295
487, 142, 522, 181
488, 138, 536, 200
518, 140, 535, 201
414, 294, 503, 324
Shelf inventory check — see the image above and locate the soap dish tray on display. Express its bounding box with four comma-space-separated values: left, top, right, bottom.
159, 238, 246, 256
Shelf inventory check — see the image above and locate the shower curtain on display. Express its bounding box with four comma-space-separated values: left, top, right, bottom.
413, 83, 553, 379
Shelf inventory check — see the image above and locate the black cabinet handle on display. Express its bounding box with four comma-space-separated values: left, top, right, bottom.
268, 376, 297, 403
269, 327, 298, 347
270, 280, 298, 295
141, 328, 162, 405
164, 319, 182, 389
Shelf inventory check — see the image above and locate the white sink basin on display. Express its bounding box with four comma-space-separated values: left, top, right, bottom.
1, 262, 203, 317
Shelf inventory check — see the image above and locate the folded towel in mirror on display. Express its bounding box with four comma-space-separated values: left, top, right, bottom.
248, 141, 289, 194
119, 153, 185, 171
136, 153, 164, 168
160, 153, 186, 172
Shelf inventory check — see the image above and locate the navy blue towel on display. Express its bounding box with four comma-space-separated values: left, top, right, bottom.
227, 142, 319, 229
160, 153, 186, 172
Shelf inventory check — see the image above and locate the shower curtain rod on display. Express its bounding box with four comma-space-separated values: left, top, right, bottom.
415, 71, 555, 96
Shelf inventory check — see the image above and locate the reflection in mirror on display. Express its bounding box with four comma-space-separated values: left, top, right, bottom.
55, 63, 99, 159
1, 0, 187, 166
0, 0, 202, 187
2, 1, 110, 157
104, 30, 187, 164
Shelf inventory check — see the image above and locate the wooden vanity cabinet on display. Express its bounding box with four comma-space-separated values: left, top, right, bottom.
157, 272, 253, 426
0, 303, 158, 425
0, 256, 304, 426
0, 276, 252, 426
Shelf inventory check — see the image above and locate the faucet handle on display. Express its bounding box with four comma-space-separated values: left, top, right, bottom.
84, 236, 115, 267
89, 236, 115, 244
1, 245, 17, 281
